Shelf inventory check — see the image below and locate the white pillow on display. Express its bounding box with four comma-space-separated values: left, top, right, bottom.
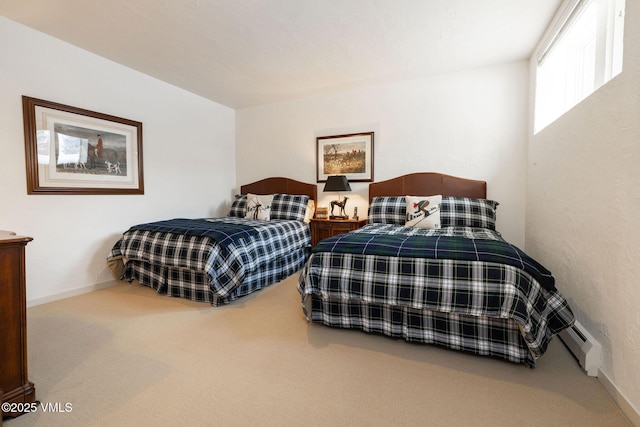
245, 193, 274, 221
304, 199, 316, 223
405, 195, 442, 229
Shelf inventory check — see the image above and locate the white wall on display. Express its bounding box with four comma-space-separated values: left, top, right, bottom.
237, 61, 530, 246
0, 17, 236, 304
528, 1, 640, 420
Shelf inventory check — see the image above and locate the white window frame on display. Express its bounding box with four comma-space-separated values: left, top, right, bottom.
533, 0, 625, 133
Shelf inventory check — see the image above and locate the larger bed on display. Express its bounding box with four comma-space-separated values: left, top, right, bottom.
297, 172, 575, 367
108, 177, 317, 306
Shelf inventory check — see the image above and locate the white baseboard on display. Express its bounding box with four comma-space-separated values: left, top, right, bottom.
27, 280, 119, 308
599, 370, 640, 426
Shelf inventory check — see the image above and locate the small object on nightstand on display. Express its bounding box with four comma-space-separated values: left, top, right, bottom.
315, 207, 329, 219
353, 206, 358, 220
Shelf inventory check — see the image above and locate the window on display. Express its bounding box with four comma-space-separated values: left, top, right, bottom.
534, 0, 625, 133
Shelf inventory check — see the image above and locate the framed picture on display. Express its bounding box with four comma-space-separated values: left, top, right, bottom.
316, 132, 374, 182
22, 96, 144, 195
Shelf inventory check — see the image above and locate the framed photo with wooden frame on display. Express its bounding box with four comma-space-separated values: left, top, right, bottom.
316, 132, 374, 183
22, 96, 144, 195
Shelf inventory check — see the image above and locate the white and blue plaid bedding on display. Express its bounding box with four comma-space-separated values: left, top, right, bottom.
109, 217, 311, 305
297, 224, 574, 367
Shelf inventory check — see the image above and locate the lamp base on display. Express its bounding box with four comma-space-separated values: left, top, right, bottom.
330, 215, 349, 220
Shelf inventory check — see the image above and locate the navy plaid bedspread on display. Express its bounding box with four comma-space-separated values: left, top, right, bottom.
313, 224, 555, 291
298, 224, 574, 360
127, 218, 259, 253
109, 217, 310, 302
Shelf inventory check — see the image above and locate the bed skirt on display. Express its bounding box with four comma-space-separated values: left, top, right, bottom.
302, 294, 537, 367
121, 247, 308, 306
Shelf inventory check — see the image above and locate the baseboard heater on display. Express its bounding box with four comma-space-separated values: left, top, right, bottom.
558, 320, 602, 377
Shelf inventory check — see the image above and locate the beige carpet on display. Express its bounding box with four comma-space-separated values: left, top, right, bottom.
5, 274, 632, 427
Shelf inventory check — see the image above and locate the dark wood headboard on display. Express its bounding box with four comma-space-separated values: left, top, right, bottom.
241, 177, 317, 202
369, 172, 486, 200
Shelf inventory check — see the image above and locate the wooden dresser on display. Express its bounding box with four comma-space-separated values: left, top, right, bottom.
310, 218, 367, 247
0, 232, 35, 418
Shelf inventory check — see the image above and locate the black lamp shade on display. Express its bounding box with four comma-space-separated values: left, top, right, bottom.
323, 175, 351, 192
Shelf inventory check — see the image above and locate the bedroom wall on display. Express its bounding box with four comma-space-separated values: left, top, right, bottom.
527, 0, 640, 420
236, 61, 530, 247
0, 17, 236, 305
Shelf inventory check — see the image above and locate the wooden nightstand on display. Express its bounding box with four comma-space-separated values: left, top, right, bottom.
310, 218, 367, 246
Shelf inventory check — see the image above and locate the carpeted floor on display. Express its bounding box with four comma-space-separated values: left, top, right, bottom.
4, 274, 633, 426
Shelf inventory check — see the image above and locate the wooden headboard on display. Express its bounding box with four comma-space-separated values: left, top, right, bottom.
369, 172, 486, 200
241, 177, 317, 202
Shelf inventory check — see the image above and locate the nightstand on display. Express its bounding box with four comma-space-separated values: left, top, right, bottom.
310, 218, 367, 246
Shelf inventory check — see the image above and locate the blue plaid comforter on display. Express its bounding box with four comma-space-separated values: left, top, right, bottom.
128, 218, 260, 248
298, 224, 574, 363
109, 217, 311, 304
313, 224, 555, 291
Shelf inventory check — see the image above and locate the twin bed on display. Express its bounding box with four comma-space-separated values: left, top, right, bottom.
108, 173, 574, 367
107, 177, 316, 306
298, 173, 574, 367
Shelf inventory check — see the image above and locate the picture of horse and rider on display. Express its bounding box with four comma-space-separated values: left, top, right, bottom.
54, 123, 127, 176
318, 132, 373, 184
322, 141, 367, 176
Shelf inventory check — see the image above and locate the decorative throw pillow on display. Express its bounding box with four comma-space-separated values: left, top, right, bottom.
440, 197, 499, 230
244, 194, 274, 221
228, 194, 247, 218
304, 199, 315, 223
270, 194, 310, 221
405, 195, 442, 229
367, 196, 407, 225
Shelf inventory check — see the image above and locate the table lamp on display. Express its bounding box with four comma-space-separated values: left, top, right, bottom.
323, 175, 351, 219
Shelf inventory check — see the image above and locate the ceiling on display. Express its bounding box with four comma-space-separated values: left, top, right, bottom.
0, 0, 561, 109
